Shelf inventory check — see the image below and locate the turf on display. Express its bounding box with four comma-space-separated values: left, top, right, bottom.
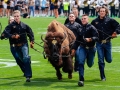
0, 17, 120, 90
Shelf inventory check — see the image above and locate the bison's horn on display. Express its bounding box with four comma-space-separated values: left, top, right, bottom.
41, 34, 47, 43
61, 32, 67, 42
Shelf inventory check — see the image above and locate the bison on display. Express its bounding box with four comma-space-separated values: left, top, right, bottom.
41, 20, 76, 80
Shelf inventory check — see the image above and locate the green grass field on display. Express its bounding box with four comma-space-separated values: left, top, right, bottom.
0, 17, 120, 90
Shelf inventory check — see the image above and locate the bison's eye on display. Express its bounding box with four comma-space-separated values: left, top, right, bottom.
52, 40, 57, 45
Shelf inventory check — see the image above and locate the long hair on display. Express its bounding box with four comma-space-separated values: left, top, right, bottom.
98, 6, 109, 15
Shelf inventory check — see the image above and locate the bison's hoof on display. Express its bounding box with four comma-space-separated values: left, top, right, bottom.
58, 77, 62, 80
68, 74, 72, 79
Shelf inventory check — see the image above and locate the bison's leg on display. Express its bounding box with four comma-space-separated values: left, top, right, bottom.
55, 67, 62, 80
68, 57, 73, 79
62, 56, 73, 79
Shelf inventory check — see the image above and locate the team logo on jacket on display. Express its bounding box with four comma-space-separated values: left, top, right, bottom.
13, 26, 16, 28
95, 22, 98, 24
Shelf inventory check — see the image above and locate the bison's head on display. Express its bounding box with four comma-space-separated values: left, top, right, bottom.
41, 32, 66, 63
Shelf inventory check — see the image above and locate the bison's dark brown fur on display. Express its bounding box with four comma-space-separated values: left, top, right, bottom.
42, 20, 76, 80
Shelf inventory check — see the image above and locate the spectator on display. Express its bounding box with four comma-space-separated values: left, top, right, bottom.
35, 0, 40, 17
0, 0, 4, 17
28, 0, 35, 17
53, 0, 58, 18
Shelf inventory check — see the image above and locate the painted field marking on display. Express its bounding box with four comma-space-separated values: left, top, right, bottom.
112, 46, 120, 52
0, 45, 120, 68
36, 28, 47, 30
37, 32, 47, 34
0, 59, 39, 68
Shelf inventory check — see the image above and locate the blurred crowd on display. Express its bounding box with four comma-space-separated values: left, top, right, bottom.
0, 0, 120, 18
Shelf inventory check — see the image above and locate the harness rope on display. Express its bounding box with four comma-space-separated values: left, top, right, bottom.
42, 31, 76, 59
97, 29, 114, 44
1, 30, 43, 53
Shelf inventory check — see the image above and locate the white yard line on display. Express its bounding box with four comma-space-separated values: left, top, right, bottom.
0, 59, 39, 68
36, 28, 47, 30
37, 32, 47, 34
0, 58, 120, 72
112, 46, 120, 52
0, 62, 17, 68
0, 46, 120, 68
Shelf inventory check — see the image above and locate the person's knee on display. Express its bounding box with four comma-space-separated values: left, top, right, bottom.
105, 56, 112, 63
78, 61, 85, 65
106, 59, 112, 63
87, 57, 94, 68
87, 63, 94, 68
23, 56, 31, 63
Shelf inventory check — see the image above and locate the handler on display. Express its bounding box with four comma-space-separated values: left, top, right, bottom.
71, 14, 99, 86
0, 10, 34, 82
91, 6, 119, 81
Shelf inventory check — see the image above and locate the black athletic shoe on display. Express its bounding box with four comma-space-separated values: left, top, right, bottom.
78, 81, 84, 87
26, 77, 31, 82
101, 78, 106, 81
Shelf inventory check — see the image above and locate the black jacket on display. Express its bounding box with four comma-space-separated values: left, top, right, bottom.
2, 21, 34, 45
115, 24, 120, 34
65, 22, 82, 37
72, 23, 99, 50
91, 16, 119, 41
